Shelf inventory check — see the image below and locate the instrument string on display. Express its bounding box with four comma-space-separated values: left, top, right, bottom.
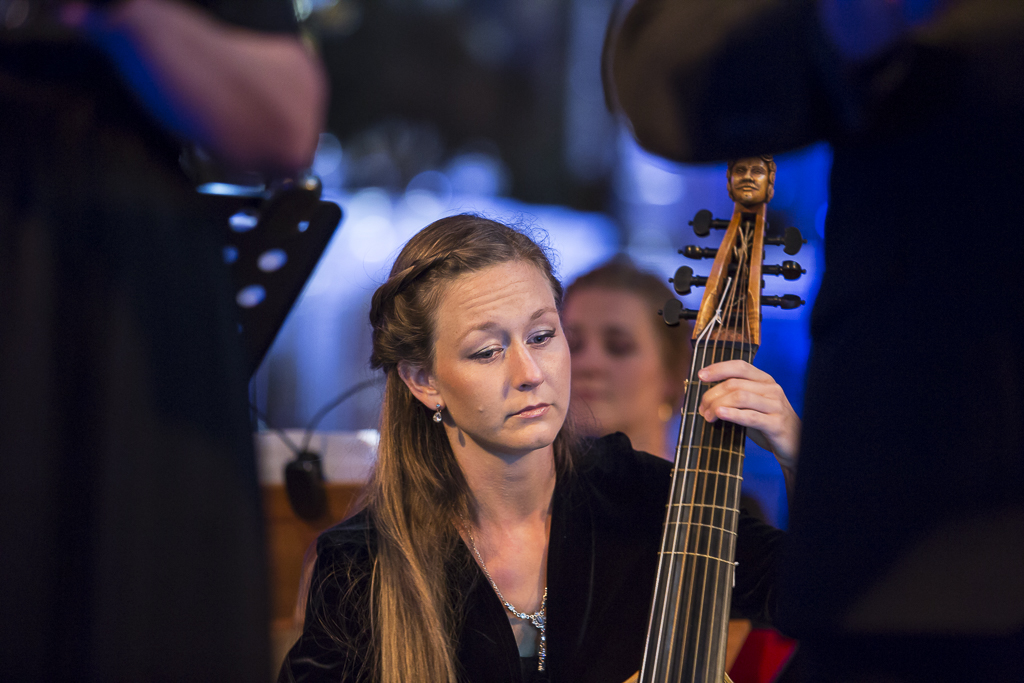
666, 274, 737, 680
730, 221, 756, 663
693, 227, 748, 683
645, 273, 734, 680
692, 220, 749, 683
641, 295, 723, 678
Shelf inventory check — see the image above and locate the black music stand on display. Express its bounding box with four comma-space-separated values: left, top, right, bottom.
199, 177, 343, 378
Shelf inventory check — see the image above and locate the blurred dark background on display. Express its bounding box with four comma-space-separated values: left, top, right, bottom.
311, 0, 609, 207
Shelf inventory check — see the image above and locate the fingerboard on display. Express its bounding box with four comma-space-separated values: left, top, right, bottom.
640, 340, 756, 683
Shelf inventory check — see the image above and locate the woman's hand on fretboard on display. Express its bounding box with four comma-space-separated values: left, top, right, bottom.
695, 360, 801, 472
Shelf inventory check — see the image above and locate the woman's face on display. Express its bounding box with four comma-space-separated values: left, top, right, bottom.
564, 287, 673, 437
418, 260, 571, 458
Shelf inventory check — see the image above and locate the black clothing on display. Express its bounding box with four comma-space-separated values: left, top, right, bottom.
519, 657, 543, 683
279, 433, 784, 683
611, 0, 1024, 679
0, 3, 296, 681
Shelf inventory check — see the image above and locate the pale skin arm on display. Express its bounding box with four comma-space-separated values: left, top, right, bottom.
61, 0, 327, 173
697, 360, 801, 502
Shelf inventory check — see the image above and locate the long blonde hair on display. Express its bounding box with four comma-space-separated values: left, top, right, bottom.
363, 214, 577, 683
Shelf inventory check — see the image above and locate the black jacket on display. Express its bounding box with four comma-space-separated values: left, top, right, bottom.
279, 433, 784, 683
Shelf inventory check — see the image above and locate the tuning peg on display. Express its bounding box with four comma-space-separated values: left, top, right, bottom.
765, 227, 807, 255
762, 260, 806, 281
659, 298, 698, 326
669, 266, 708, 296
762, 294, 805, 310
680, 245, 718, 260
689, 209, 730, 237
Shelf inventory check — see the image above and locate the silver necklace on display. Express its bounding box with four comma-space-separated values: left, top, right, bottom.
462, 521, 548, 672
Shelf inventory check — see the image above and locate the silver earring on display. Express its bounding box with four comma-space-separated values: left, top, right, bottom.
433, 403, 443, 423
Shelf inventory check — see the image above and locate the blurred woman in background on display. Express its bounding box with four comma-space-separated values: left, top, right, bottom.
564, 259, 800, 473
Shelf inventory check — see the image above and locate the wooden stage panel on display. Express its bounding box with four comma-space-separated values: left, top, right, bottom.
263, 482, 365, 621
256, 431, 377, 670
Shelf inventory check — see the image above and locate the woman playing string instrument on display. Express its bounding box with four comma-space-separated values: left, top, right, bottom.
279, 214, 796, 683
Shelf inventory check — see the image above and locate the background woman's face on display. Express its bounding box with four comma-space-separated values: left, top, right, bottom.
427, 261, 571, 458
564, 287, 672, 437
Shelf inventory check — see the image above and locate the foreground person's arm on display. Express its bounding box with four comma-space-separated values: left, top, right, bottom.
62, 0, 327, 173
